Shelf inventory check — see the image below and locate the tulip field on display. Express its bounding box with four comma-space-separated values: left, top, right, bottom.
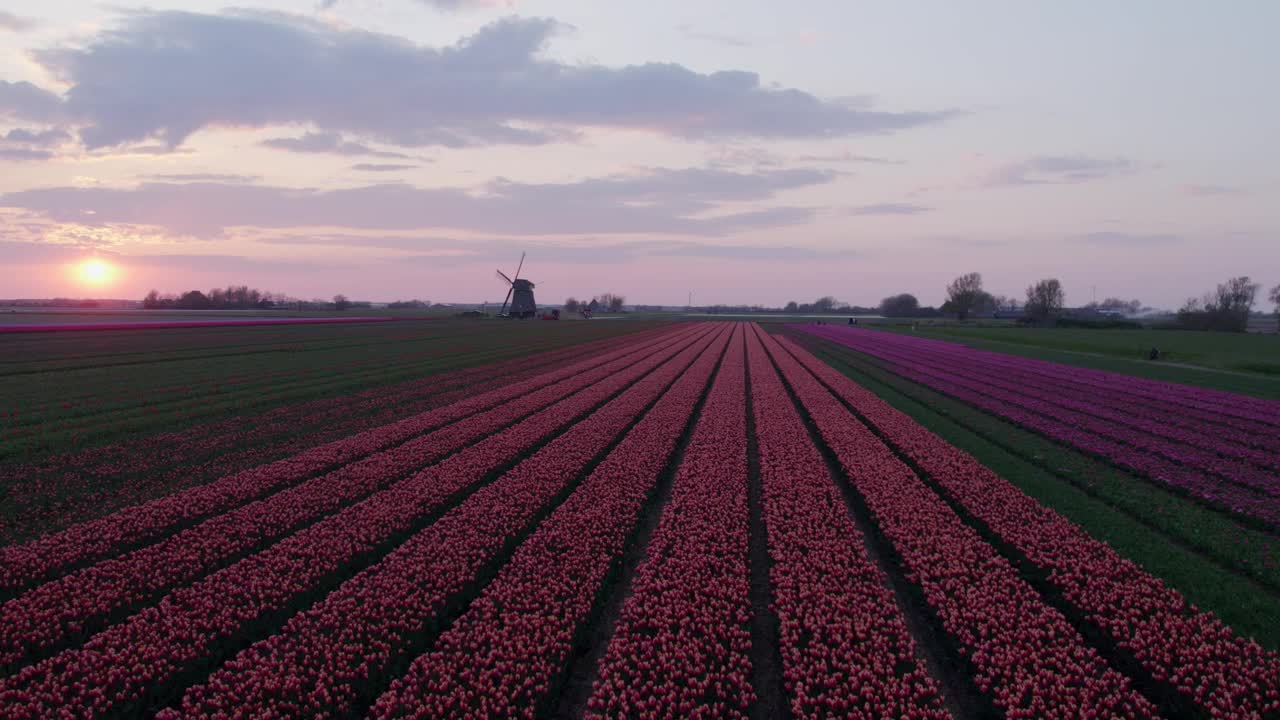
2, 320, 1279, 718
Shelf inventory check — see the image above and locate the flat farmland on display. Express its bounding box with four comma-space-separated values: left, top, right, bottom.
2, 320, 1278, 718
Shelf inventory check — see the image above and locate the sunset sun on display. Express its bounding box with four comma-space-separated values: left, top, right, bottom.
76, 258, 115, 287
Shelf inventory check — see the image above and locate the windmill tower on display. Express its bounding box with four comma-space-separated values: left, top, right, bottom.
496, 252, 537, 319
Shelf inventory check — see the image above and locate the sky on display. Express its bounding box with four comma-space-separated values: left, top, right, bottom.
1, 1, 1277, 308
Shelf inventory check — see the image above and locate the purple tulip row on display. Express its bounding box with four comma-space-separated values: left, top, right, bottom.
0, 325, 717, 718
743, 326, 949, 719
778, 334, 1280, 718
801, 326, 1280, 525
857, 339, 1280, 469
915, 341, 1280, 455
586, 329, 755, 720
862, 343, 1280, 496
899, 359, 1280, 526
808, 326, 1280, 438
362, 325, 733, 719
0, 325, 707, 674
766, 332, 1159, 718
0, 324, 697, 598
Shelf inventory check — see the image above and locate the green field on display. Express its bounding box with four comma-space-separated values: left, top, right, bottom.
0, 317, 662, 460
783, 327, 1280, 652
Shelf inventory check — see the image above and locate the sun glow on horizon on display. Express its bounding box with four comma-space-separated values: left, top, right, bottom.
75, 258, 116, 288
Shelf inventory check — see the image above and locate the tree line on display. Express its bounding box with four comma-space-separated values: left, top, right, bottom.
563, 294, 626, 313
143, 287, 366, 311
935, 272, 1276, 332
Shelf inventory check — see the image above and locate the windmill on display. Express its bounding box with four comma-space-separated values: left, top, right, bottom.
495, 252, 537, 319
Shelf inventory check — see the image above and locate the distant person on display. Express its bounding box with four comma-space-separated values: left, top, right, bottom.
1149, 346, 1161, 361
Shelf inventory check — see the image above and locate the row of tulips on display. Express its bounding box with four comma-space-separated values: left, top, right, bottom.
0, 323, 696, 597
2, 331, 454, 427
761, 330, 1160, 718
0, 317, 399, 333
361, 325, 732, 718
0, 325, 707, 673
800, 327, 1280, 526
856, 338, 1280, 467
742, 326, 949, 719
1, 335, 495, 450
0, 326, 671, 547
889, 358, 1280, 527
886, 346, 1280, 492
804, 326, 1280, 441
910, 341, 1280, 457
163, 324, 728, 719
586, 326, 756, 719
776, 333, 1280, 718
821, 332, 1280, 483
0, 324, 717, 717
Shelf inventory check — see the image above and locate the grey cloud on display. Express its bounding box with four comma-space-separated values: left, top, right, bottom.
1, 166, 833, 237
0, 148, 55, 161
850, 202, 931, 215
987, 155, 1135, 186
1, 127, 70, 161
261, 132, 413, 158
1072, 232, 1182, 246
258, 233, 858, 265
145, 173, 260, 183
0, 11, 37, 32
351, 163, 418, 172
0, 81, 65, 123
33, 10, 952, 151
5, 128, 72, 147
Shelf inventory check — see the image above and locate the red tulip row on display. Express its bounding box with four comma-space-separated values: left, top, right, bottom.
586, 327, 755, 720
162, 324, 729, 719
0, 324, 671, 547
742, 326, 949, 719
363, 325, 733, 719
0, 326, 716, 718
776, 334, 1280, 718
760, 331, 1159, 718
0, 325, 707, 673
0, 323, 698, 597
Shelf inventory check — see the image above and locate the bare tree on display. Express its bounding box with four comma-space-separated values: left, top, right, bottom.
990, 294, 1020, 311
333, 294, 350, 311
597, 293, 626, 312
945, 272, 984, 320
563, 297, 580, 313
1177, 276, 1259, 332
1271, 283, 1280, 331
1025, 278, 1065, 326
